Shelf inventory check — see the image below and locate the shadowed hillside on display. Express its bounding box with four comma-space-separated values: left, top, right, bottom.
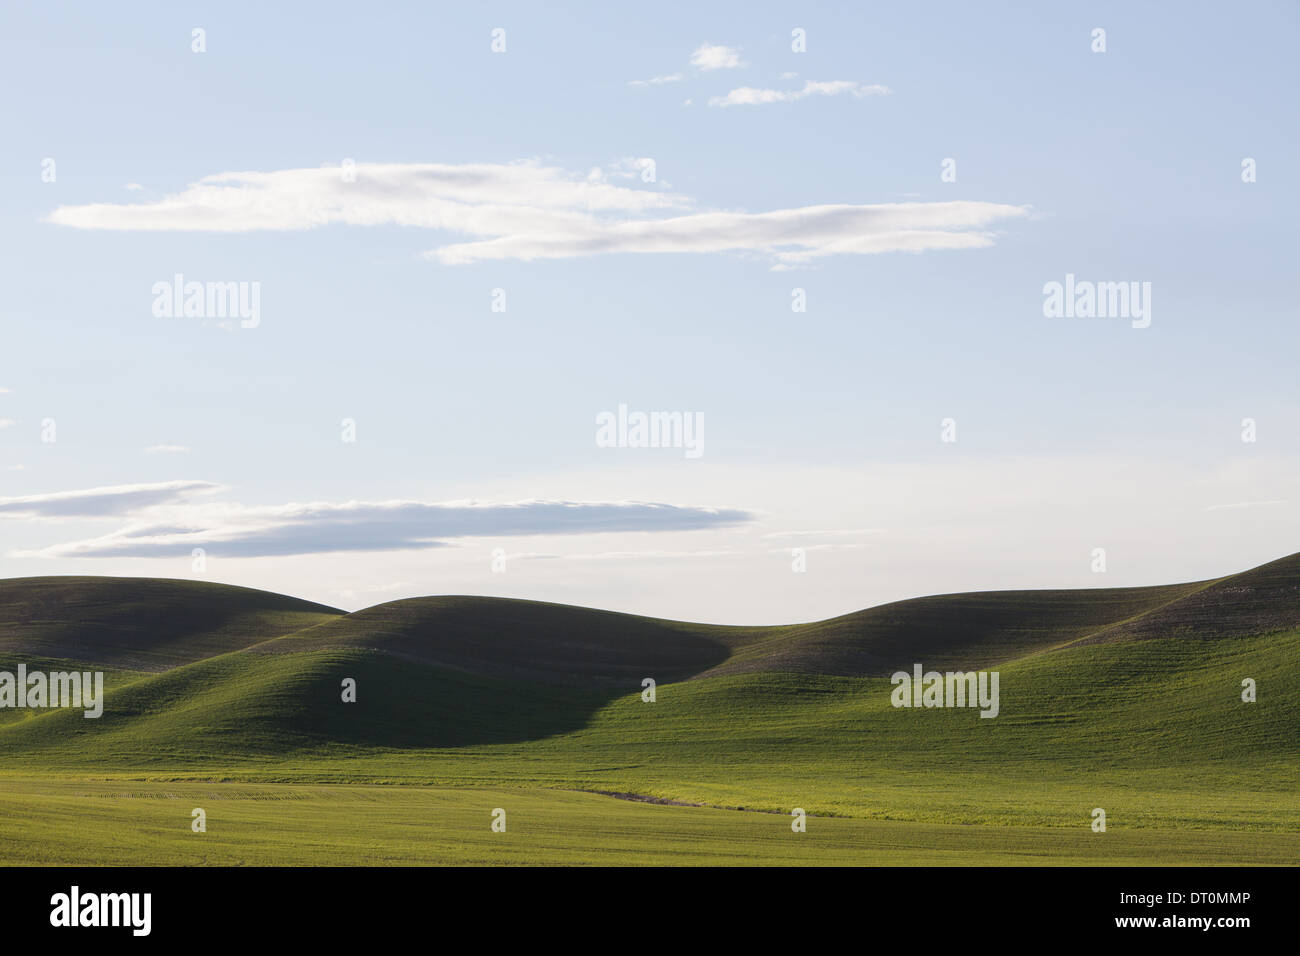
249, 595, 744, 686
1069, 551, 1300, 647
0, 649, 609, 757
239, 563, 1267, 682
702, 579, 1212, 678
0, 576, 342, 670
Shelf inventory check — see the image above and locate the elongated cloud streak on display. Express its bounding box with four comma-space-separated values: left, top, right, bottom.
19, 497, 753, 558
429, 201, 1027, 266
46, 161, 1030, 268
709, 80, 891, 107
0, 480, 220, 518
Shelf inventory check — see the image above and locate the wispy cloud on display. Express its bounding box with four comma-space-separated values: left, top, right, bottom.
0, 480, 221, 518
629, 73, 682, 86
0, 419, 15, 429
428, 201, 1029, 268
709, 80, 891, 107
47, 161, 683, 232
46, 161, 1028, 268
589, 157, 658, 182
690, 43, 745, 70
17, 495, 754, 558
633, 42, 743, 87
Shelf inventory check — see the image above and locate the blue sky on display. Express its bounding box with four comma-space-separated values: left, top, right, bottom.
1, 1, 1297, 621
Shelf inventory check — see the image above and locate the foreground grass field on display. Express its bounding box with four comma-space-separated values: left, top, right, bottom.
4, 778, 1298, 866
1, 553, 1297, 865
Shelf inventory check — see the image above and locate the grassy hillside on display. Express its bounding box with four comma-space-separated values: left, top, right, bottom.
2, 629, 1294, 828
0, 576, 341, 670
1072, 551, 1300, 646
244, 575, 1226, 683
250, 595, 743, 685
703, 579, 1211, 677
0, 554, 1296, 864
0, 649, 609, 758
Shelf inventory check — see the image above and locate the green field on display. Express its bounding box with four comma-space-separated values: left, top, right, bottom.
1, 556, 1297, 865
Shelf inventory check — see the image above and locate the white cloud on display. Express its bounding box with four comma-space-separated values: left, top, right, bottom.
0, 419, 14, 429
0, 387, 11, 394
429, 200, 1029, 267
46, 160, 1029, 268
47, 160, 686, 233
634, 43, 743, 91
710, 80, 891, 107
690, 43, 745, 70
629, 73, 683, 86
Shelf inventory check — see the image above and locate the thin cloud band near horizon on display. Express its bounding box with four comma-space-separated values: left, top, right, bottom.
0, 481, 754, 559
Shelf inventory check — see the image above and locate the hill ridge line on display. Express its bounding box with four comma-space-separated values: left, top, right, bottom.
3, 552, 1297, 682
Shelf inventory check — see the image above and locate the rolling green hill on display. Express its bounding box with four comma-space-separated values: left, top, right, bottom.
245, 575, 1221, 683
1069, 551, 1300, 646
0, 576, 341, 671
0, 554, 1296, 865
249, 595, 741, 685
